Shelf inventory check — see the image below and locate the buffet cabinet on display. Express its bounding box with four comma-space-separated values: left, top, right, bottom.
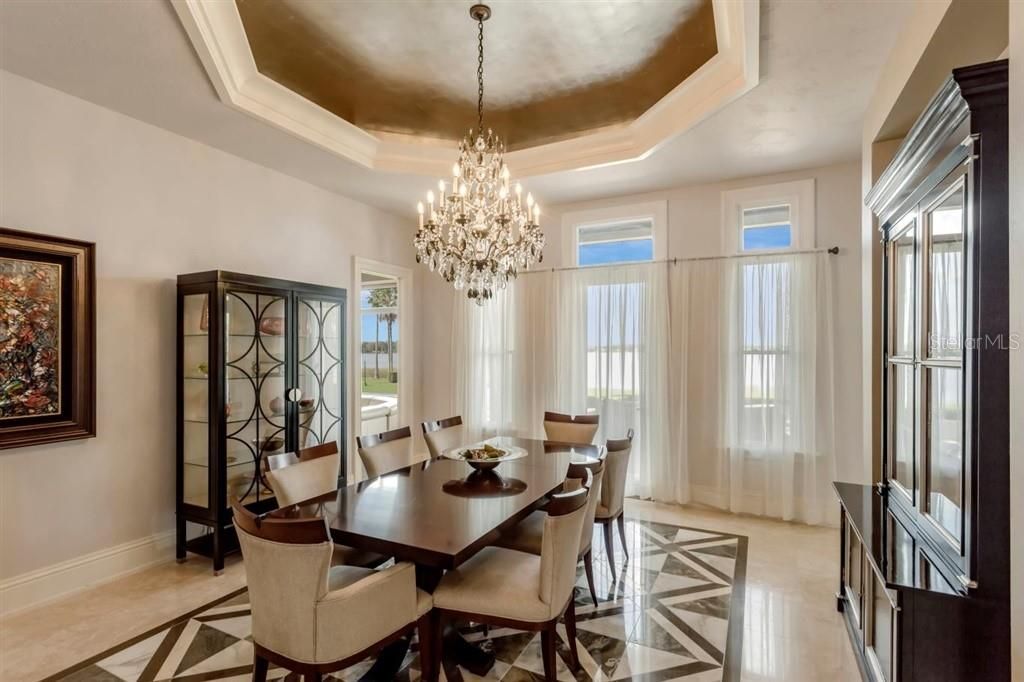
176, 271, 347, 572
836, 60, 1009, 680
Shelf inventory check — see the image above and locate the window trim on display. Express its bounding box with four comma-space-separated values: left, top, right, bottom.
721, 179, 815, 255
561, 200, 668, 267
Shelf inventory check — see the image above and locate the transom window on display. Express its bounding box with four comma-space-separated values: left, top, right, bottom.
577, 219, 654, 266
741, 204, 793, 251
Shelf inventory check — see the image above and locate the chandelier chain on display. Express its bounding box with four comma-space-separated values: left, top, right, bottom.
476, 15, 484, 132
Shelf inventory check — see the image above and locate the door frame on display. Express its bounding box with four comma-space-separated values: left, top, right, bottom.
351, 257, 414, 478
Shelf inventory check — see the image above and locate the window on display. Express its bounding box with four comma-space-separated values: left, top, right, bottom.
722, 179, 815, 254
738, 259, 793, 446
578, 220, 654, 266
562, 200, 668, 267
742, 204, 792, 251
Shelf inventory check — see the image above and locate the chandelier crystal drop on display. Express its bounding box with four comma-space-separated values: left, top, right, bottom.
413, 3, 544, 305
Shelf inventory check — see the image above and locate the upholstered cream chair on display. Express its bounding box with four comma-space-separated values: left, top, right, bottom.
595, 429, 634, 579
356, 426, 425, 478
230, 499, 434, 682
542, 411, 599, 445
495, 459, 605, 605
264, 442, 386, 569
421, 416, 466, 459
426, 476, 593, 682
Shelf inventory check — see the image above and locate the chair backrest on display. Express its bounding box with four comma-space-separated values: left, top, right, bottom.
265, 442, 341, 507
538, 475, 591, 612
421, 416, 465, 459
566, 460, 604, 557
231, 498, 332, 662
602, 429, 634, 518
543, 411, 599, 445
356, 426, 420, 478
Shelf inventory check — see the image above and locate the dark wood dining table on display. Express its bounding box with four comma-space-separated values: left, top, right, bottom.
287, 436, 604, 679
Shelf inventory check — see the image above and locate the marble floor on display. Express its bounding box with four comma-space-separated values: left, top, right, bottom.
0, 501, 862, 682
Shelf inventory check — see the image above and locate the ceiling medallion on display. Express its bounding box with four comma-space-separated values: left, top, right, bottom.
413, 3, 544, 304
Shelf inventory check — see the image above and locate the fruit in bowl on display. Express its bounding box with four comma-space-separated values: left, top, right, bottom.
458, 443, 508, 471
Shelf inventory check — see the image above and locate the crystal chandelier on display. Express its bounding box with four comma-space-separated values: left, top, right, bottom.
413, 3, 544, 304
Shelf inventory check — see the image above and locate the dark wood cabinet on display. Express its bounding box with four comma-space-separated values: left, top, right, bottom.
175, 271, 347, 572
836, 60, 1009, 681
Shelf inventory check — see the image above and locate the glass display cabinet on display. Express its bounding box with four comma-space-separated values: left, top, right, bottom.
835, 60, 1009, 681
176, 271, 347, 572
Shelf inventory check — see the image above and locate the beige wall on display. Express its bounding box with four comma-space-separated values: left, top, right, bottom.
0, 71, 420, 586
1008, 1, 1022, 677
420, 161, 866, 485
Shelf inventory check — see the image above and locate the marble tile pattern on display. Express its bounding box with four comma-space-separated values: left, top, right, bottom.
43, 518, 748, 682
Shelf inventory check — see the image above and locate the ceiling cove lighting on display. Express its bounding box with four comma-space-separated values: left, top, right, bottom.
413, 3, 544, 304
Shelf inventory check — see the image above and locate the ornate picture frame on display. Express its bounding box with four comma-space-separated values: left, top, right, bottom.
0, 228, 96, 449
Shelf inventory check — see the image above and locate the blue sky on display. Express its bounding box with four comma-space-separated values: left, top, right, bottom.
578, 239, 654, 266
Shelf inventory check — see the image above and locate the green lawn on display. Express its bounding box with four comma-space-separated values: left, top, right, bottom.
362, 376, 398, 395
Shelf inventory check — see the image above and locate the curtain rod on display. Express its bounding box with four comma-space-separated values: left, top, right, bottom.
519, 246, 840, 275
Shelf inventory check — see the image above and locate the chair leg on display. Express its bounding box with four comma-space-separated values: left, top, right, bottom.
602, 520, 617, 579
252, 653, 269, 682
564, 595, 581, 672
583, 550, 599, 606
416, 615, 433, 682
540, 626, 559, 681
617, 513, 629, 560
426, 610, 445, 682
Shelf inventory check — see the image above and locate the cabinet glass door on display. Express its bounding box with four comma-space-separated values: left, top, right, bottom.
922, 177, 966, 547
296, 295, 345, 478
224, 290, 288, 506
182, 293, 211, 509
888, 220, 917, 499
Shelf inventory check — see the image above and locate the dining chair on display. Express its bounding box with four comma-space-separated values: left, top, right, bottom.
356, 425, 425, 478
264, 442, 386, 569
426, 475, 593, 682
542, 411, 599, 445
421, 415, 465, 459
595, 429, 634, 579
495, 459, 605, 606
230, 499, 435, 682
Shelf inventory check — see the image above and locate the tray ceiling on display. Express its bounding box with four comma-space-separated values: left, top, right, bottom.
173, 0, 759, 177
235, 0, 718, 150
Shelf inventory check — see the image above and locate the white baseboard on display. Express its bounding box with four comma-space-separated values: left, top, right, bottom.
0, 530, 176, 619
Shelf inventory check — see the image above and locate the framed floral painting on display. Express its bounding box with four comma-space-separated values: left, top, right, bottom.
0, 228, 95, 449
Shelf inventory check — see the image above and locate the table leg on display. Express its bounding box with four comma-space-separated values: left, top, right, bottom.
418, 564, 497, 677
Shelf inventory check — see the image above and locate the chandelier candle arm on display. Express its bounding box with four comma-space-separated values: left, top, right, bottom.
412, 2, 544, 304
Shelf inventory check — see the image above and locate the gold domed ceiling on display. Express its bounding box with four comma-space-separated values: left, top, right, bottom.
234, 0, 718, 150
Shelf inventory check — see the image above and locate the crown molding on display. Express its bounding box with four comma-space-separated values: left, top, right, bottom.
171, 0, 759, 178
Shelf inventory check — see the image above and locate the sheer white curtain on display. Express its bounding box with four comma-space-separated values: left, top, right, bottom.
676, 252, 837, 525
452, 252, 837, 525
451, 272, 553, 441
549, 263, 672, 500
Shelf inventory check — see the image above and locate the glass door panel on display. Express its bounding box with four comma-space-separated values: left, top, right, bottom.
182, 293, 210, 508
890, 364, 915, 496
223, 291, 287, 505
359, 276, 399, 436
925, 367, 963, 543
892, 225, 916, 358
927, 185, 964, 359
297, 296, 345, 458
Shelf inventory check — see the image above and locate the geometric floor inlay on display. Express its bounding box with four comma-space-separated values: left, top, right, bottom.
46, 518, 747, 682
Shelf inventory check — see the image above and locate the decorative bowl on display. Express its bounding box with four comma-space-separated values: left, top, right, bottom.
442, 443, 528, 471
259, 316, 285, 336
